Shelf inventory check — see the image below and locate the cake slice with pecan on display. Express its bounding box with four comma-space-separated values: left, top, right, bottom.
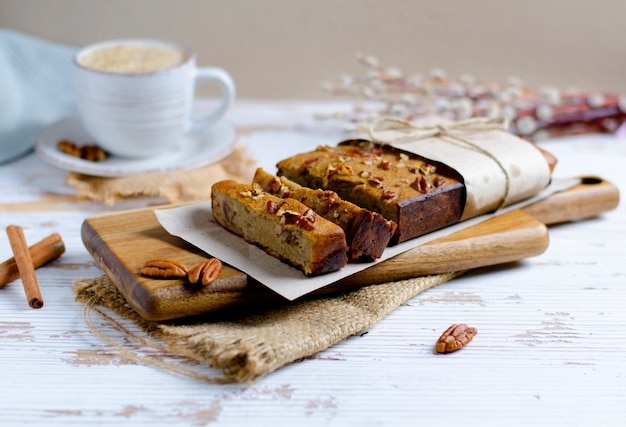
253, 168, 396, 260
211, 180, 348, 276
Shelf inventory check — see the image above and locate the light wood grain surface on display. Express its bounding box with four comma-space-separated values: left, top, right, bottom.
0, 100, 624, 426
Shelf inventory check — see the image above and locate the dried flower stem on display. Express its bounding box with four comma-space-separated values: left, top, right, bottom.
319, 53, 626, 141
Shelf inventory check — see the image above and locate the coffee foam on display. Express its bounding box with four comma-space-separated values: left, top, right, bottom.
78, 43, 187, 74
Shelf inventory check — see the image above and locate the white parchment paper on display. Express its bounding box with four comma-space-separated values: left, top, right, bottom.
155, 178, 577, 301
360, 117, 552, 220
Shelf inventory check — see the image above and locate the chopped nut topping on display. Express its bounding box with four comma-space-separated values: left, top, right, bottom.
368, 178, 383, 188
267, 177, 283, 193
411, 175, 430, 193
420, 164, 437, 175
240, 183, 265, 200
279, 208, 316, 230
302, 157, 319, 168
381, 190, 397, 200
378, 160, 393, 170
251, 182, 263, 195
302, 208, 317, 223
266, 200, 279, 214
336, 164, 354, 176
297, 217, 315, 230
321, 196, 338, 214
278, 184, 291, 198
276, 206, 291, 217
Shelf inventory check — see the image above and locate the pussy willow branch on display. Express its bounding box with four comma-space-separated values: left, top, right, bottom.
318, 53, 626, 141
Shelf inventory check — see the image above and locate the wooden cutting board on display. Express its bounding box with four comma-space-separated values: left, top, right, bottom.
81, 176, 619, 321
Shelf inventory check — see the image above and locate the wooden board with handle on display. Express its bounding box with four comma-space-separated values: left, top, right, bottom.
81, 176, 619, 321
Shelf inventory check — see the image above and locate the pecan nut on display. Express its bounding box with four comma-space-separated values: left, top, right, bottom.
81, 144, 108, 161
411, 175, 429, 193
435, 324, 478, 354
187, 258, 222, 285
57, 140, 82, 157
57, 140, 108, 162
378, 160, 393, 170
139, 259, 187, 278
381, 190, 397, 200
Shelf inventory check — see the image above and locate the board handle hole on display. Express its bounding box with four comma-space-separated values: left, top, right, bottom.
580, 176, 603, 185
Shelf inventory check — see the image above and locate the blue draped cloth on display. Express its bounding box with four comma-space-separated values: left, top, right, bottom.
0, 29, 77, 164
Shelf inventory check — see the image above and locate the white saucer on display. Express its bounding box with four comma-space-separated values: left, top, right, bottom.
35, 115, 237, 177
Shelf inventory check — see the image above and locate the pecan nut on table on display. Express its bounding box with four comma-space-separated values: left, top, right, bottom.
435, 323, 478, 354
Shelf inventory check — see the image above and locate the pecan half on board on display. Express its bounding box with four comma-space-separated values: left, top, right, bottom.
187, 258, 222, 285
139, 259, 188, 278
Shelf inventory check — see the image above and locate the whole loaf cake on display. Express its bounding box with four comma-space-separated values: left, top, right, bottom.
252, 167, 397, 260
211, 180, 348, 275
276, 140, 466, 243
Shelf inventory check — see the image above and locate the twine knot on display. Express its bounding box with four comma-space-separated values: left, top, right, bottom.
357, 116, 509, 144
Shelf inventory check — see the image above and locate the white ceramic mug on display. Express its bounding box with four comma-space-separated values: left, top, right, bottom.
74, 39, 235, 158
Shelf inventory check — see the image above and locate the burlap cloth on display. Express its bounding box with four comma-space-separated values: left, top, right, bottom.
66, 142, 256, 205
73, 271, 461, 384
66, 142, 461, 383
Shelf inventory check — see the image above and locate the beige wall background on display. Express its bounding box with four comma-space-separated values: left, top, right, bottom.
1, 0, 625, 99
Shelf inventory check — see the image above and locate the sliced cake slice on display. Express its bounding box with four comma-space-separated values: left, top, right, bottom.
276, 140, 466, 243
211, 180, 348, 276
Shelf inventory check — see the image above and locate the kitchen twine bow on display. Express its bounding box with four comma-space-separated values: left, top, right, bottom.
357, 116, 512, 211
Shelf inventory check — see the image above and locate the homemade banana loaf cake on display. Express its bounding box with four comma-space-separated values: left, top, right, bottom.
211, 180, 348, 275
276, 140, 466, 243
252, 167, 397, 260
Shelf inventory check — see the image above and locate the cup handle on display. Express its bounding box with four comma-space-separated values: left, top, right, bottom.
190, 67, 236, 131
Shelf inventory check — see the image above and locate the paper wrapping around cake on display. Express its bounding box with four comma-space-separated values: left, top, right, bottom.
358, 117, 552, 220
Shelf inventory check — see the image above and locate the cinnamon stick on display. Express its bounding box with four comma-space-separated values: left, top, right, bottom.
5, 225, 44, 309
0, 233, 65, 287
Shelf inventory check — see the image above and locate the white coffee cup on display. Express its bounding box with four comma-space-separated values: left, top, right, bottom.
74, 39, 235, 158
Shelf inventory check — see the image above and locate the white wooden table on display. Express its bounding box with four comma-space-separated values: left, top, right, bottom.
1, 100, 625, 426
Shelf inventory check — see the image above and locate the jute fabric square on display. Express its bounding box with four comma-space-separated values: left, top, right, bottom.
74, 271, 460, 383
